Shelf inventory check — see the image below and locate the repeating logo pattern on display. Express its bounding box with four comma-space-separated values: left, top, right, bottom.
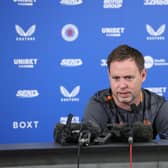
103, 0, 123, 8
13, 58, 38, 68
144, 56, 168, 69
60, 59, 83, 67
13, 121, 39, 129
146, 24, 166, 40
60, 0, 83, 5
60, 116, 80, 124
145, 87, 167, 96
61, 24, 79, 42
1, 1, 168, 144
101, 27, 125, 37
13, 0, 36, 6
15, 24, 36, 41
16, 90, 39, 98
144, 0, 168, 5
60, 85, 80, 102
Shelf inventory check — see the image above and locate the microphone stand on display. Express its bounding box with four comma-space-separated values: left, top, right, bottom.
128, 103, 137, 168
128, 136, 133, 168
77, 123, 91, 168
76, 122, 83, 168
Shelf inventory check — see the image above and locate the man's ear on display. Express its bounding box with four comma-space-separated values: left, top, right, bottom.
141, 69, 147, 82
107, 69, 111, 80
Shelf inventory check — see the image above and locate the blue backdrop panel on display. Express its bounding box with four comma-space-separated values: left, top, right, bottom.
0, 0, 168, 144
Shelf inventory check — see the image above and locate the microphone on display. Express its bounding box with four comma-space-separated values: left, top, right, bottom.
130, 103, 137, 113
65, 113, 73, 129
133, 121, 153, 142
130, 104, 153, 142
54, 113, 81, 145
79, 120, 101, 146
54, 115, 101, 145
127, 103, 137, 144
128, 104, 137, 168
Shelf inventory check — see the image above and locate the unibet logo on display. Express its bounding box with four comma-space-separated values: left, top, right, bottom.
13, 121, 39, 129
13, 58, 38, 68
13, 0, 36, 6
15, 24, 36, 41
145, 87, 167, 96
60, 85, 80, 102
101, 27, 125, 37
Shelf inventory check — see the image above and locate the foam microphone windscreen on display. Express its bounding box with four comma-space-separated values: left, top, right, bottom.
133, 121, 153, 142
82, 120, 102, 138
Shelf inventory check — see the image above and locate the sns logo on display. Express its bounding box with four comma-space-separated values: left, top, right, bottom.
16, 90, 39, 98
15, 24, 36, 41
146, 24, 166, 40
60, 85, 80, 102
60, 116, 80, 124
60, 0, 83, 5
100, 59, 107, 67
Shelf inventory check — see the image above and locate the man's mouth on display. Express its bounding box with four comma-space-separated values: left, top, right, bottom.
118, 92, 131, 98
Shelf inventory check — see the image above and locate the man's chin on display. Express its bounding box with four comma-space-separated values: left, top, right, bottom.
118, 98, 132, 104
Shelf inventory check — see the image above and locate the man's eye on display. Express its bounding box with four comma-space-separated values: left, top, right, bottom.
125, 76, 134, 80
112, 77, 120, 80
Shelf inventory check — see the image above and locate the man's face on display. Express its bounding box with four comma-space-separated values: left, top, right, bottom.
108, 58, 146, 106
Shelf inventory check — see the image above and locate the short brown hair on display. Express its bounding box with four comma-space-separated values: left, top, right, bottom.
107, 44, 145, 72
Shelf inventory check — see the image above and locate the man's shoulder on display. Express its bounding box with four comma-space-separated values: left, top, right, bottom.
91, 88, 111, 102
143, 88, 166, 103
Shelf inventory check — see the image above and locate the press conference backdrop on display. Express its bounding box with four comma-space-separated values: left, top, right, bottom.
0, 0, 168, 144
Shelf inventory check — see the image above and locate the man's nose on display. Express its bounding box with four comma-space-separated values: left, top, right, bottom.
119, 79, 128, 88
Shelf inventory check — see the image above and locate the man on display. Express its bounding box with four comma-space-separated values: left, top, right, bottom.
83, 44, 168, 139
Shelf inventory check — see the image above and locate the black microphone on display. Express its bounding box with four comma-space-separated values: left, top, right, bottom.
133, 121, 153, 142
128, 103, 137, 144
79, 120, 101, 146
64, 113, 73, 130
130, 103, 137, 123
130, 104, 153, 142
54, 113, 81, 145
